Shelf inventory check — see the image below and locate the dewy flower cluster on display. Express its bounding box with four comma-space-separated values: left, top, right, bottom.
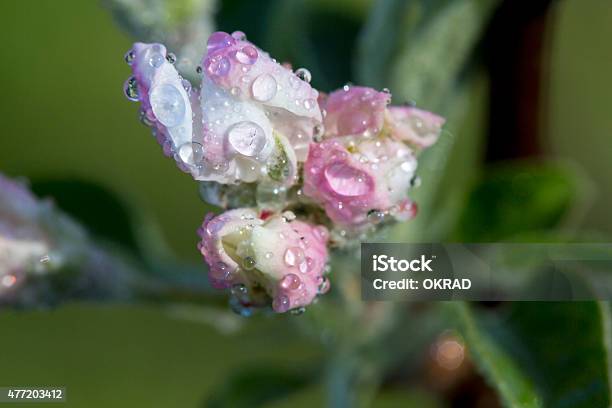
124, 31, 444, 314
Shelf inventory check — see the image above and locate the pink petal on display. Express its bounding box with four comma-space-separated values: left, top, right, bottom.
387, 106, 445, 149
322, 86, 390, 137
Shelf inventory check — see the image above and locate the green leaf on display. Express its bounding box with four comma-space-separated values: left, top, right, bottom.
453, 161, 585, 241
205, 365, 313, 408
356, 0, 445, 88
391, 0, 499, 110
453, 303, 542, 408
388, 72, 488, 242
455, 302, 612, 408
356, 0, 499, 110
31, 179, 141, 253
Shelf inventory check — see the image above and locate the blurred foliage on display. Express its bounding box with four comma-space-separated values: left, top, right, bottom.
453, 161, 583, 241
456, 302, 612, 408
205, 365, 314, 408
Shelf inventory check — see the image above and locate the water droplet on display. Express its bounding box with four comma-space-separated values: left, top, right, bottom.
227, 121, 267, 157
284, 247, 305, 267
242, 256, 256, 270
324, 163, 371, 196
231, 31, 247, 41
181, 78, 192, 93
196, 66, 203, 74
124, 49, 135, 65
177, 142, 204, 164
367, 210, 386, 224
230, 87, 241, 96
318, 276, 330, 294
231, 283, 249, 303
282, 211, 296, 222
281, 273, 301, 290
139, 108, 155, 126
273, 295, 290, 313
251, 74, 277, 101
149, 83, 186, 127
206, 55, 231, 77
166, 52, 177, 64
123, 76, 139, 101
207, 32, 236, 53
149, 52, 164, 68
290, 306, 306, 315
304, 99, 316, 110
234, 45, 258, 65
211, 261, 230, 280
313, 124, 324, 142
265, 252, 273, 259
295, 68, 311, 83
401, 159, 417, 173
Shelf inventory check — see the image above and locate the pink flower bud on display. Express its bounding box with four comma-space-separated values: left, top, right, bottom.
125, 32, 323, 186
305, 86, 444, 231
322, 86, 390, 137
197, 209, 329, 313
303, 136, 419, 229
387, 106, 446, 149
321, 85, 445, 149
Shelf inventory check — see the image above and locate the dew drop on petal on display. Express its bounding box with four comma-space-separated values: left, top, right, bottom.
123, 76, 139, 101
177, 142, 204, 164
231, 31, 247, 41
234, 45, 258, 65
149, 83, 186, 127
181, 79, 192, 93
290, 306, 306, 315
166, 52, 177, 64
281, 273, 301, 290
242, 256, 256, 270
304, 99, 315, 110
206, 55, 231, 77
295, 68, 311, 83
124, 49, 135, 65
284, 247, 305, 267
324, 163, 371, 197
367, 210, 386, 224
231, 283, 249, 303
318, 276, 330, 294
251, 74, 277, 101
401, 159, 417, 173
149, 52, 165, 68
273, 295, 290, 313
207, 32, 236, 53
227, 121, 267, 157
313, 124, 324, 142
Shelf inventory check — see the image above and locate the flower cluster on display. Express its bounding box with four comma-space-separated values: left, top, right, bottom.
124, 31, 444, 313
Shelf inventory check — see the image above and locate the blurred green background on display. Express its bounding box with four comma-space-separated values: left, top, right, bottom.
1, 0, 612, 406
